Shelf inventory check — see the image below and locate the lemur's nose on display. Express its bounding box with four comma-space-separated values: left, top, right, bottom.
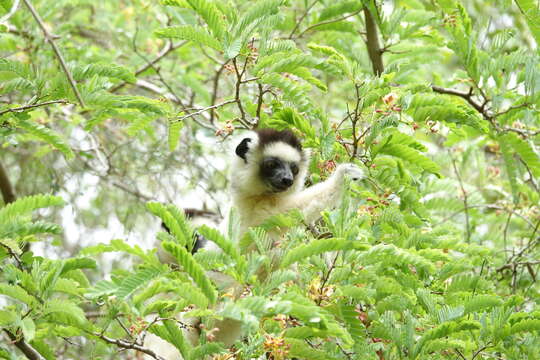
281, 177, 293, 187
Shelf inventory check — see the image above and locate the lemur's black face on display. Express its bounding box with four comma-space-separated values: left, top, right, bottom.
260, 156, 299, 192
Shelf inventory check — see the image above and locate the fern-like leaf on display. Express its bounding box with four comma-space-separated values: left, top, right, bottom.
147, 202, 192, 247
168, 119, 183, 151
15, 120, 74, 159
155, 25, 222, 51
162, 241, 217, 304
378, 143, 440, 175
281, 238, 369, 268
43, 299, 87, 327
198, 225, 246, 276
116, 265, 165, 299
260, 73, 312, 113
0, 195, 63, 224
186, 0, 226, 40
73, 63, 136, 83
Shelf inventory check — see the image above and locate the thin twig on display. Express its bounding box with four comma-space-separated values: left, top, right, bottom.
288, 0, 318, 39
497, 260, 540, 272
255, 83, 266, 127
132, 25, 184, 107
298, 9, 363, 38
519, 157, 540, 193
22, 0, 85, 107
173, 99, 236, 124
431, 85, 495, 125
109, 41, 188, 93
494, 102, 532, 118
317, 253, 339, 305
450, 154, 471, 243
454, 348, 467, 360
502, 211, 513, 261
471, 344, 491, 360
209, 61, 229, 124
437, 204, 535, 229
92, 332, 166, 360
0, 100, 69, 116
232, 58, 247, 123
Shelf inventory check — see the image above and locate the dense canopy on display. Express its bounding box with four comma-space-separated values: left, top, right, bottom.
0, 0, 539, 359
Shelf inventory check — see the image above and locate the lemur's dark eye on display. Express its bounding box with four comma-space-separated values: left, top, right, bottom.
265, 159, 279, 168
290, 163, 299, 175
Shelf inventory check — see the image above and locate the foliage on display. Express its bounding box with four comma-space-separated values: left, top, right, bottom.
1, 0, 539, 359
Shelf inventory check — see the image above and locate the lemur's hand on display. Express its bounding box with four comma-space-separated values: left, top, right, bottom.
336, 163, 365, 181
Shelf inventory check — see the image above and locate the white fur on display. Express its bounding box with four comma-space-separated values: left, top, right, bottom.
263, 142, 302, 162
230, 132, 364, 234
146, 134, 364, 358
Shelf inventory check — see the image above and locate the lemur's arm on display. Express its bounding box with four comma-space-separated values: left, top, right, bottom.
285, 164, 364, 223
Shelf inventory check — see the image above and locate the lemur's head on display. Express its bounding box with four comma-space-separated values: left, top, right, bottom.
231, 129, 309, 197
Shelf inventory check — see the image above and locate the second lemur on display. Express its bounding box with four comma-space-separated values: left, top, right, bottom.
231, 128, 365, 234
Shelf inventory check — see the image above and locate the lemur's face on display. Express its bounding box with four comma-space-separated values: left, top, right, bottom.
260, 156, 299, 192
234, 129, 306, 196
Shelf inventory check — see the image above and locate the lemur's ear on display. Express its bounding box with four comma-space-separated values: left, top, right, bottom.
235, 137, 252, 162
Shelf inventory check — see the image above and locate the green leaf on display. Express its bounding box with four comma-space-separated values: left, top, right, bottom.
43, 299, 87, 327
149, 320, 191, 359
198, 225, 246, 276
168, 119, 183, 151
162, 241, 218, 304
147, 202, 192, 248
233, 0, 282, 38
260, 73, 313, 113
116, 265, 165, 299
378, 143, 441, 175
287, 338, 337, 360
499, 134, 520, 203
318, 1, 363, 21
281, 238, 369, 268
515, 0, 540, 48
0, 195, 63, 224
21, 317, 36, 343
0, 310, 16, 326
510, 319, 540, 334
155, 25, 222, 51
15, 120, 74, 159
73, 63, 136, 83
81, 239, 157, 264
463, 295, 503, 314
61, 257, 97, 275
186, 0, 226, 40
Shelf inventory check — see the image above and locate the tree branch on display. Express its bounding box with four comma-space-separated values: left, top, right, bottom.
297, 9, 363, 38
363, 7, 384, 76
173, 99, 236, 124
232, 58, 247, 123
92, 332, 166, 360
0, 160, 16, 204
209, 61, 229, 124
0, 100, 69, 116
288, 0, 318, 39
22, 0, 85, 107
4, 330, 46, 360
109, 41, 188, 93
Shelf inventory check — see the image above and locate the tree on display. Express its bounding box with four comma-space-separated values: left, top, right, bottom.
0, 0, 539, 359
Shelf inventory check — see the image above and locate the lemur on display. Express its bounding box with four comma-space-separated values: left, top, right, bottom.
147, 128, 365, 356
230, 128, 365, 235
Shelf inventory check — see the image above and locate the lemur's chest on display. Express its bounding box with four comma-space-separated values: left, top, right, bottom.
235, 195, 291, 229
